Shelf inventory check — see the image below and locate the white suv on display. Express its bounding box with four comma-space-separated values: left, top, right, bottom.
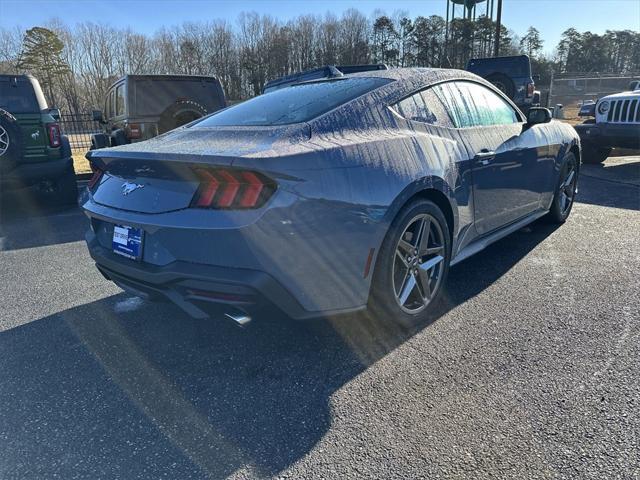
575, 80, 640, 163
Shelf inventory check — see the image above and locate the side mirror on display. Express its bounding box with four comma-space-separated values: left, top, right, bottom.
525, 107, 552, 128
92, 109, 104, 123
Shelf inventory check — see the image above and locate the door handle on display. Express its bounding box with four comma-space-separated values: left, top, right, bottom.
474, 149, 496, 166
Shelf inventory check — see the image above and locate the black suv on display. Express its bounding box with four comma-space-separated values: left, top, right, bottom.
0, 74, 77, 203
466, 55, 540, 111
91, 75, 226, 149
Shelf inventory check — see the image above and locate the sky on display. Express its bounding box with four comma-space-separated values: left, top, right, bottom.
0, 0, 637, 53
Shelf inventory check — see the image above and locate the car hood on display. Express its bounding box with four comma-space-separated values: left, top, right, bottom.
88, 124, 312, 166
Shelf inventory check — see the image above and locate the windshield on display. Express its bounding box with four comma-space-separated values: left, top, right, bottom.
194, 77, 391, 127
0, 79, 42, 113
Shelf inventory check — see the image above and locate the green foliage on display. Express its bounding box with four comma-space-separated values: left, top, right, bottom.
520, 27, 543, 59
556, 28, 640, 74
16, 26, 70, 105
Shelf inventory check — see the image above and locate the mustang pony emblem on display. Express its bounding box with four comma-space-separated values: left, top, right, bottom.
121, 182, 145, 196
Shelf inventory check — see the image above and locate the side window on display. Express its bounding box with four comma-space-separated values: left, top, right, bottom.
433, 81, 519, 128
460, 82, 519, 126
392, 88, 453, 127
105, 90, 114, 119
115, 83, 125, 117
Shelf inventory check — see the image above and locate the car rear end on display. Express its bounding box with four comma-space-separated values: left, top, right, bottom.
84, 149, 295, 320
126, 75, 227, 141
0, 75, 74, 192
466, 55, 536, 109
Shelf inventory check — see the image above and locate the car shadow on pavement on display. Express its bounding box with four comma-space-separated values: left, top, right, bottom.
578, 158, 640, 211
0, 221, 560, 479
0, 189, 86, 251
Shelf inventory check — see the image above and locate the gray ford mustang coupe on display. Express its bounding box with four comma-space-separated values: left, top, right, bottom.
83, 68, 580, 326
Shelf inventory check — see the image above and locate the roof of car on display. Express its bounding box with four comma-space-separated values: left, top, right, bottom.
343, 67, 485, 89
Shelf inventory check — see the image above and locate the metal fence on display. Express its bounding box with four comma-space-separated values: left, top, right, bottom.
549, 72, 640, 110
59, 113, 102, 153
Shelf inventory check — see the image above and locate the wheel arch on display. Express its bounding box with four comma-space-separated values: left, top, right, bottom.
569, 143, 581, 166
385, 177, 458, 243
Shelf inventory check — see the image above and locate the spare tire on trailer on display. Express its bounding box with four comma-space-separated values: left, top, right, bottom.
486, 73, 515, 99
157, 100, 208, 134
0, 108, 23, 175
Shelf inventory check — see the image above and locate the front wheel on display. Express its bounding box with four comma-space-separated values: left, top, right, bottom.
546, 152, 578, 224
581, 143, 611, 164
369, 199, 451, 328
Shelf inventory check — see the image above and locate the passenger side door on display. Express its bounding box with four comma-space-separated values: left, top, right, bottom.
433, 81, 543, 235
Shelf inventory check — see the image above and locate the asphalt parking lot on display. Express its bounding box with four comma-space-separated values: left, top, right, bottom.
0, 156, 638, 479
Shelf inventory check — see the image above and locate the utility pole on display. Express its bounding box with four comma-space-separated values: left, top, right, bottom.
493, 0, 502, 57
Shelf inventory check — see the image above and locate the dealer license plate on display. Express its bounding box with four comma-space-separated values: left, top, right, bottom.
112, 225, 143, 260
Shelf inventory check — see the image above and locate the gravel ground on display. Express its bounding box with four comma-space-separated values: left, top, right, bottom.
0, 157, 638, 480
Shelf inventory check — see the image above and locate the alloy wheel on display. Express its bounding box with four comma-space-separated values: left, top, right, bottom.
0, 125, 9, 157
392, 213, 446, 314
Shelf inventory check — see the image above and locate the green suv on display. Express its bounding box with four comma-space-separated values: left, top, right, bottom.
0, 74, 77, 204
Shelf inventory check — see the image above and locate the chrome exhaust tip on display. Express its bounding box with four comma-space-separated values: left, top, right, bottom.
225, 312, 252, 326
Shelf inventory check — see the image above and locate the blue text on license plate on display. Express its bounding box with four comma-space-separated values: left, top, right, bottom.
112, 225, 143, 260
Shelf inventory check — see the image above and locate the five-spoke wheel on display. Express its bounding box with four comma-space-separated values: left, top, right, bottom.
370, 199, 451, 327
393, 213, 446, 314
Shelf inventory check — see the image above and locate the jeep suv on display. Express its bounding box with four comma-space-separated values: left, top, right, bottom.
0, 74, 77, 203
91, 75, 226, 149
466, 55, 540, 111
574, 80, 640, 163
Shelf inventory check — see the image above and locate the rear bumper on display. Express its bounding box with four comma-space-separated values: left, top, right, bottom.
574, 123, 640, 149
1, 156, 73, 189
86, 230, 364, 320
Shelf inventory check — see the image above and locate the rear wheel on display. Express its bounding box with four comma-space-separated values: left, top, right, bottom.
369, 199, 451, 328
55, 166, 79, 206
546, 152, 578, 224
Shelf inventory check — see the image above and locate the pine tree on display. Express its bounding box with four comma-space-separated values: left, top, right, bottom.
520, 26, 543, 59
16, 27, 70, 106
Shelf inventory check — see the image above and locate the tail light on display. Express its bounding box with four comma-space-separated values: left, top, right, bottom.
47, 123, 61, 147
87, 168, 104, 190
126, 123, 142, 139
526, 83, 535, 97
190, 168, 276, 209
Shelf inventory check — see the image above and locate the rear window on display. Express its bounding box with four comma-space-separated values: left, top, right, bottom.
133, 79, 224, 116
195, 77, 391, 127
0, 79, 41, 113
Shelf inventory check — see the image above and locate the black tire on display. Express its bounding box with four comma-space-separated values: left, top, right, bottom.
54, 163, 79, 206
111, 129, 128, 146
581, 142, 611, 164
546, 152, 578, 224
0, 108, 23, 174
486, 73, 515, 99
369, 199, 452, 329
90, 133, 110, 150
157, 100, 208, 134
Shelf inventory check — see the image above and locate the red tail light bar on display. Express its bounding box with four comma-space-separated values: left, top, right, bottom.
126, 123, 142, 139
191, 168, 276, 209
527, 83, 535, 97
47, 123, 61, 148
